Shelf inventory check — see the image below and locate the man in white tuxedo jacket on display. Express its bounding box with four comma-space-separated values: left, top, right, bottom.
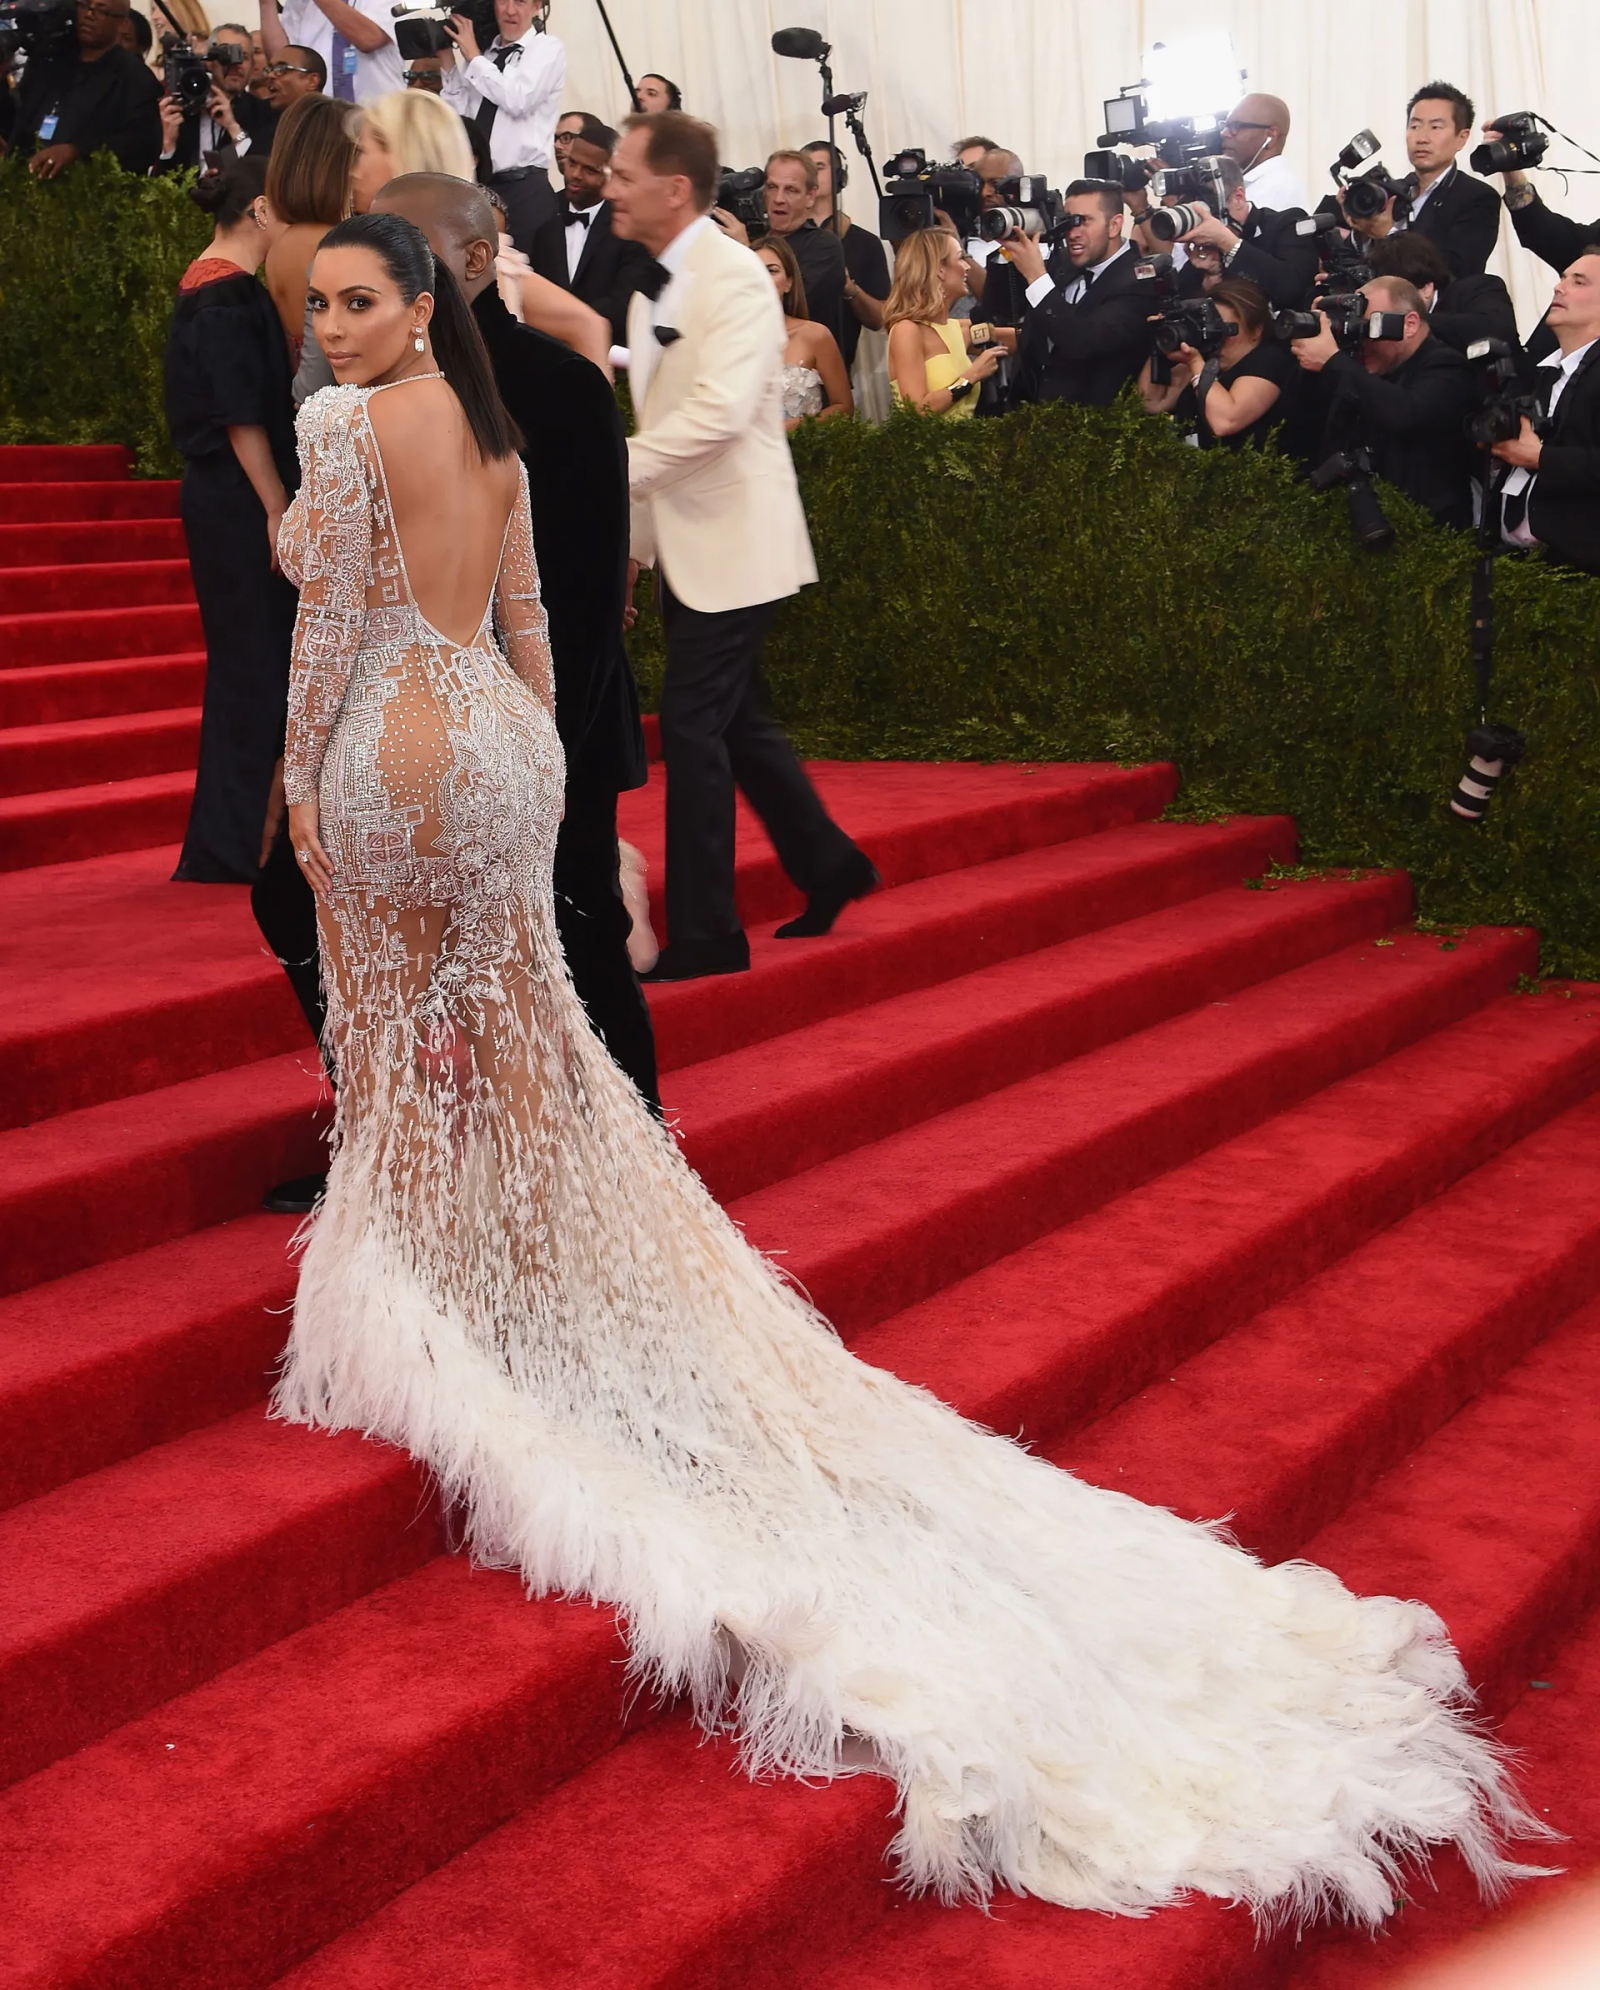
610, 111, 876, 981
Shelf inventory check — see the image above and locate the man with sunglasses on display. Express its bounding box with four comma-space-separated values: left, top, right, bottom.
1000, 180, 1153, 406
404, 54, 446, 93
15, 0, 160, 177
1218, 93, 1309, 216
263, 45, 327, 112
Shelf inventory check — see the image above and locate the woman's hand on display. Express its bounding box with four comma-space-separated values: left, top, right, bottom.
288, 798, 333, 895
259, 756, 286, 868
266, 504, 284, 573
963, 344, 1003, 383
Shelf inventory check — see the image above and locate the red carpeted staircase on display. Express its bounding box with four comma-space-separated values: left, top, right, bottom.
4, 443, 1599, 1990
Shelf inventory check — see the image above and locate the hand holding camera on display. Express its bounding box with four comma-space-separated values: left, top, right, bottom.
1288, 310, 1341, 371
1490, 417, 1543, 472
1001, 229, 1047, 285
443, 11, 479, 62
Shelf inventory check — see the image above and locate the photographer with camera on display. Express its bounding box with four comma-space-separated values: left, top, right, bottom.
156, 23, 277, 171
1139, 277, 1296, 451
962, 148, 1027, 322
1338, 85, 1502, 280
1292, 274, 1476, 527
259, 0, 401, 108
439, 0, 564, 252
14, 0, 160, 178
1490, 248, 1600, 575
1218, 94, 1309, 214
1365, 231, 1518, 355
1001, 180, 1152, 407
713, 149, 848, 347
1145, 155, 1317, 309
1479, 120, 1600, 280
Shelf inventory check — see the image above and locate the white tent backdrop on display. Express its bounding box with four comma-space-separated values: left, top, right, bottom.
548, 0, 1600, 331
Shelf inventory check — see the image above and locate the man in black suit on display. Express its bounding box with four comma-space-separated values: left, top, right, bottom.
1155, 155, 1317, 308
714, 149, 848, 346
527, 116, 656, 342
1001, 180, 1153, 406
154, 25, 278, 173
377, 173, 659, 1106
1490, 248, 1600, 575
14, 0, 160, 178
1291, 273, 1477, 528
1364, 232, 1519, 355
1340, 82, 1502, 280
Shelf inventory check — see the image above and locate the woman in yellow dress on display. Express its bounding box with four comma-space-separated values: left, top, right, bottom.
885, 226, 1011, 416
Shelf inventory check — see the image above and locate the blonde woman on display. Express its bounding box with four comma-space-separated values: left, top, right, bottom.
885, 227, 1010, 417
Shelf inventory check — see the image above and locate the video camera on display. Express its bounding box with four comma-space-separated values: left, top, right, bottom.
1270, 293, 1409, 348
1097, 87, 1225, 169
0, 0, 74, 62
878, 148, 983, 245
1465, 337, 1547, 448
715, 165, 768, 235
161, 33, 211, 116
1328, 130, 1417, 221
1470, 112, 1550, 176
976, 175, 1066, 243
389, 0, 495, 61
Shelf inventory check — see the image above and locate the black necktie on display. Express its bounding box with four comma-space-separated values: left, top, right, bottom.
472, 42, 517, 144
1501, 367, 1559, 536
635, 259, 670, 302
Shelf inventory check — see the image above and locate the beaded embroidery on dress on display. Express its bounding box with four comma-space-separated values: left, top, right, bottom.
273, 381, 1549, 1928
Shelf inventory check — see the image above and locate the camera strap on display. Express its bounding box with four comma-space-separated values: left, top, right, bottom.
1194, 357, 1223, 440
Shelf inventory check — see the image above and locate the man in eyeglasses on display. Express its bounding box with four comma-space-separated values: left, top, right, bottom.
1000, 180, 1154, 406
404, 54, 446, 93
15, 0, 161, 177
1218, 93, 1309, 216
263, 45, 327, 113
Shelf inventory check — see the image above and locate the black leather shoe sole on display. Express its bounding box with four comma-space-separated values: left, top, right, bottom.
640, 939, 751, 983
263, 1171, 327, 1215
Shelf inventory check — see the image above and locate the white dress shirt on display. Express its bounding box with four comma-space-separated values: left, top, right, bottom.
1024, 238, 1132, 309
442, 25, 565, 173
1243, 153, 1311, 215
1502, 338, 1597, 546
565, 195, 602, 279
277, 0, 402, 103
627, 211, 712, 406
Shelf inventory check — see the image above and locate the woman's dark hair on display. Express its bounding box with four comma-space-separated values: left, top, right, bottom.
757, 233, 808, 319
267, 93, 356, 227
189, 152, 271, 227
639, 72, 682, 111
315, 212, 522, 464
1208, 277, 1270, 341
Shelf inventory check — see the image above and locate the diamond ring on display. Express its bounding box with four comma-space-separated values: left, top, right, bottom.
297, 850, 311, 864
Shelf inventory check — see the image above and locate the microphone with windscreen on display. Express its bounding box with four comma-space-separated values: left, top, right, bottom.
771, 27, 830, 60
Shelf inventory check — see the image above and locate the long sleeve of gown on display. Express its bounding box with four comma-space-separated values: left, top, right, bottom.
493, 469, 556, 715
280, 390, 375, 807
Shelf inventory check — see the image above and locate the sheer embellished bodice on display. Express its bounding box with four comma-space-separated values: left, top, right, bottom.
271, 379, 1541, 1932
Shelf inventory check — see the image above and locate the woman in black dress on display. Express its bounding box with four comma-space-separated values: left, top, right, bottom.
1138, 276, 1298, 453
165, 154, 300, 883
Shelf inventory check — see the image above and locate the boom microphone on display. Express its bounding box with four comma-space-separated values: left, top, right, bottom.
771, 27, 830, 60
821, 90, 866, 116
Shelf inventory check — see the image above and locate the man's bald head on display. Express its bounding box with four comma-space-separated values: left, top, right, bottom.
373, 172, 500, 299
1222, 92, 1291, 169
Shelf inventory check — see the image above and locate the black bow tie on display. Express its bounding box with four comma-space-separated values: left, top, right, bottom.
636, 259, 670, 301
563, 203, 595, 228
653, 326, 681, 347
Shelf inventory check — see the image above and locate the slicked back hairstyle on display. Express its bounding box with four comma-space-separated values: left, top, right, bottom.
1064, 178, 1125, 217
622, 110, 718, 211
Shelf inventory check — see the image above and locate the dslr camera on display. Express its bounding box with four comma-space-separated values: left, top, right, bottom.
0, 0, 74, 60
1083, 148, 1153, 196
1145, 155, 1233, 244
1271, 292, 1408, 348
1329, 130, 1417, 220
1307, 445, 1397, 552
389, 0, 495, 61
1470, 112, 1550, 176
977, 175, 1066, 242
878, 148, 983, 245
1293, 210, 1371, 284
1465, 337, 1548, 447
715, 166, 767, 234
1152, 295, 1237, 359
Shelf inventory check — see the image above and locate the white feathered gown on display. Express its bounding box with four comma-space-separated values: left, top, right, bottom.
274, 382, 1545, 1929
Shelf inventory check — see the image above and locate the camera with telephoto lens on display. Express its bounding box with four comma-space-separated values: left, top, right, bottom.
389, 0, 494, 61
1152, 295, 1237, 359
0, 0, 74, 60
161, 34, 212, 116
976, 175, 1065, 242
715, 166, 767, 235
1308, 445, 1396, 551
1465, 337, 1548, 448
878, 148, 983, 245
1470, 112, 1549, 177
1083, 148, 1152, 195
1294, 209, 1371, 283
1144, 157, 1233, 244
1270, 292, 1408, 349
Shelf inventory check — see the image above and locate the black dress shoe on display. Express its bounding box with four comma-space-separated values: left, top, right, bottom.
263, 1171, 327, 1215
774, 849, 881, 939
640, 934, 751, 982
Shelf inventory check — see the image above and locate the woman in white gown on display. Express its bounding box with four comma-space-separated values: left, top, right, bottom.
278, 211, 1545, 1929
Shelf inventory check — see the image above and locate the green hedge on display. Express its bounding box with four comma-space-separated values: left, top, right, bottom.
6, 163, 1599, 971
0, 154, 207, 476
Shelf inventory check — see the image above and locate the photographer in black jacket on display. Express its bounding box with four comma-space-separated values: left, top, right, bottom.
1292, 274, 1476, 527
15, 0, 160, 178
1140, 155, 1317, 308
1331, 85, 1503, 281
1491, 247, 1600, 575
1487, 130, 1599, 278
154, 24, 278, 174
1002, 180, 1152, 406
1365, 231, 1519, 354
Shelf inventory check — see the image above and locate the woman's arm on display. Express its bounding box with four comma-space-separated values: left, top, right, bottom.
226, 423, 290, 571
808, 325, 854, 419
493, 469, 555, 712
1200, 369, 1282, 438
265, 236, 311, 348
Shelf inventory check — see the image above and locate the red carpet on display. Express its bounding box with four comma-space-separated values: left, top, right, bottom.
3, 443, 1598, 1989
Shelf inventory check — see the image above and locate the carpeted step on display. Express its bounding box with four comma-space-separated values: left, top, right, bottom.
669, 873, 1411, 1203
0, 769, 194, 870
619, 758, 1179, 931
0, 1556, 633, 1990
256, 1252, 1600, 1990
0, 1216, 298, 1511
0, 445, 130, 483
0, 652, 205, 729
0, 1051, 327, 1296
0, 707, 201, 798
858, 986, 1600, 1452
0, 561, 194, 617
0, 1409, 440, 1788
0, 520, 187, 568
730, 926, 1538, 1342
0, 480, 181, 525
0, 600, 201, 670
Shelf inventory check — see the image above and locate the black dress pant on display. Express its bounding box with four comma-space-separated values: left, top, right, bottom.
657, 581, 856, 951
251, 778, 660, 1114
491, 168, 558, 259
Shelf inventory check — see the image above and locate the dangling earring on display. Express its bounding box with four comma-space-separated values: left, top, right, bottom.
413, 330, 426, 353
